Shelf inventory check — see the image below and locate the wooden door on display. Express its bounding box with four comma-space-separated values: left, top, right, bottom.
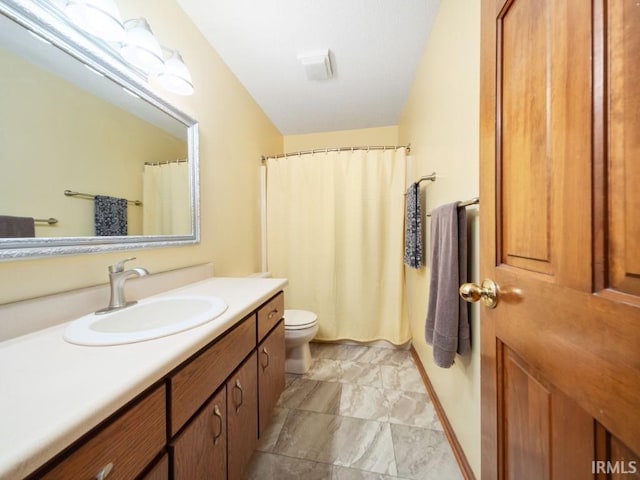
479, 0, 640, 479
258, 320, 285, 437
171, 387, 227, 480
227, 351, 258, 480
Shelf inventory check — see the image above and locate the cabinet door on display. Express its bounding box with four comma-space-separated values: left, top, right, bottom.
140, 454, 169, 480
227, 351, 258, 480
171, 387, 227, 480
258, 320, 285, 436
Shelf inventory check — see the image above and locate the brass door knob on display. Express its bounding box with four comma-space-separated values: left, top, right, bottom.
459, 279, 499, 308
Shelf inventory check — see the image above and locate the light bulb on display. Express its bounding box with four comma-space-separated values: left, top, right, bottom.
64, 0, 126, 42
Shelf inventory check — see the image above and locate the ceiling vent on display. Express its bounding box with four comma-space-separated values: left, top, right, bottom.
298, 49, 333, 81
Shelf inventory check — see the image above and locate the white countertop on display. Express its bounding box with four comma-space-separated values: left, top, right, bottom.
0, 277, 287, 479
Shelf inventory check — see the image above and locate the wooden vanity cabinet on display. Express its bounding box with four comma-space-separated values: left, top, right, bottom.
170, 387, 227, 480
28, 291, 286, 480
257, 319, 285, 436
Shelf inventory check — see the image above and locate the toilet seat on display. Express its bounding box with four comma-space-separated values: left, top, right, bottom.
284, 309, 317, 331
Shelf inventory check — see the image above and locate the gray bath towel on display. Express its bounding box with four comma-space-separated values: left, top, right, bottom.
404, 182, 423, 269
425, 202, 470, 368
0, 215, 35, 238
94, 195, 128, 236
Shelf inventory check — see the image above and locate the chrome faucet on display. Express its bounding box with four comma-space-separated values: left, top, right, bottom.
96, 257, 149, 314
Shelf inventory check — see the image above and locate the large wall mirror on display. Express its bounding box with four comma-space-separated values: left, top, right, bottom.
0, 0, 200, 260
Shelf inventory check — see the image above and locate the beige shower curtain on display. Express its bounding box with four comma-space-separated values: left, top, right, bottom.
142, 162, 191, 235
266, 148, 410, 344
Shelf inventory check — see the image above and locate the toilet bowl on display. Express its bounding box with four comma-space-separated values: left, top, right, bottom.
284, 309, 318, 374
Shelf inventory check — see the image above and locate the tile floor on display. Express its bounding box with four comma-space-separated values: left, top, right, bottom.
243, 343, 463, 480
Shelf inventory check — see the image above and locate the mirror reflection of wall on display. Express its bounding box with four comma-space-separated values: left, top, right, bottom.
0, 45, 187, 237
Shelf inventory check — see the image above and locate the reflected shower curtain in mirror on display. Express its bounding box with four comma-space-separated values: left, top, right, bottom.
266, 148, 410, 344
142, 162, 190, 235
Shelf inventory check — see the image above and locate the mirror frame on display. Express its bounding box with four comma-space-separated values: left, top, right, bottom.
0, 0, 200, 261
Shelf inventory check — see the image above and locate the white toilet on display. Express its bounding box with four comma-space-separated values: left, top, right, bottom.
283, 309, 318, 374
248, 272, 318, 374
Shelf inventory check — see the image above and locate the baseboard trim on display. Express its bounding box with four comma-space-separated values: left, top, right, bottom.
410, 346, 476, 480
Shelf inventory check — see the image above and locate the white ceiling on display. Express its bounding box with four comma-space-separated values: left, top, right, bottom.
177, 0, 440, 135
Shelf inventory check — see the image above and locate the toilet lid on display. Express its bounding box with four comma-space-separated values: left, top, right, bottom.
284, 309, 317, 330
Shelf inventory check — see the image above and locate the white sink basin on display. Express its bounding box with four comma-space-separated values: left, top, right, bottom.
64, 295, 228, 346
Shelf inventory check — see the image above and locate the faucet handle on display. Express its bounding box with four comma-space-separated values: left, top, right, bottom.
109, 257, 136, 273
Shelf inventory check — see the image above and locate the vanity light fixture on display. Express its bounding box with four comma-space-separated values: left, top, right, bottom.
157, 49, 194, 96
62, 1, 194, 95
122, 87, 140, 99
119, 18, 165, 75
64, 0, 126, 42
84, 64, 105, 77
27, 30, 53, 45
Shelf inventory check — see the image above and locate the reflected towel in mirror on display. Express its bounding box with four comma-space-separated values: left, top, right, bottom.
0, 215, 35, 238
94, 196, 127, 236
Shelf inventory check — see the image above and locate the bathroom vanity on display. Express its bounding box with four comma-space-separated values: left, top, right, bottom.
0, 277, 286, 480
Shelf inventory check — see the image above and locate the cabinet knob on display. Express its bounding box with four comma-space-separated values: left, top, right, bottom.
233, 379, 244, 412
260, 347, 270, 370
95, 463, 113, 480
268, 309, 279, 319
212, 404, 223, 445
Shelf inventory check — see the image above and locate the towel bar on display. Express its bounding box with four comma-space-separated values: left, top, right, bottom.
426, 197, 479, 217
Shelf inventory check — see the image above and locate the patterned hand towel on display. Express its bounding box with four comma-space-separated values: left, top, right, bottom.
0, 215, 35, 238
94, 195, 128, 236
425, 202, 470, 368
403, 182, 423, 269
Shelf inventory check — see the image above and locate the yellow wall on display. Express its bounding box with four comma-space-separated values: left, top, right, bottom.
398, 0, 481, 476
284, 126, 399, 153
1, 49, 186, 237
0, 0, 282, 304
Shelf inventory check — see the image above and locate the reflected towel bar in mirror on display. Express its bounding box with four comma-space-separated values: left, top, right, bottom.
35, 218, 58, 225
64, 190, 142, 206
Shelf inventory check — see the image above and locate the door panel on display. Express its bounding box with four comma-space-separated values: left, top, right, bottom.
500, 0, 552, 274
503, 346, 552, 480
501, 344, 595, 480
498, 0, 592, 288
608, 0, 640, 298
480, 0, 640, 478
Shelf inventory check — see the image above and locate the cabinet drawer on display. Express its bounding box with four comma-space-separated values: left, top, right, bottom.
169, 316, 256, 435
40, 385, 166, 480
257, 292, 284, 343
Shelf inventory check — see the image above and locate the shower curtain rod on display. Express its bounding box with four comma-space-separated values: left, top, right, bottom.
144, 159, 188, 166
261, 144, 411, 162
